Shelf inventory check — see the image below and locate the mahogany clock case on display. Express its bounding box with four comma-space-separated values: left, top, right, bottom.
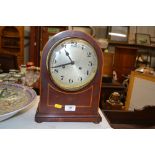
35, 30, 103, 123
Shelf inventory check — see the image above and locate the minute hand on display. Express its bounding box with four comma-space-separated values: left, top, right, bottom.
51, 61, 74, 68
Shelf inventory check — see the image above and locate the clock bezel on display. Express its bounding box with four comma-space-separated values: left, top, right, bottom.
46, 37, 98, 91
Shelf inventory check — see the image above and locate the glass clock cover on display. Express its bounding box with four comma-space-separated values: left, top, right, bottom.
47, 38, 98, 91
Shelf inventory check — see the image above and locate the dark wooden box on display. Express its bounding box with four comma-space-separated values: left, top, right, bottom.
103, 106, 155, 129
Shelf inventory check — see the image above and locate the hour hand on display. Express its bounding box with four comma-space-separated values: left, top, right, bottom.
65, 50, 73, 62
51, 61, 74, 68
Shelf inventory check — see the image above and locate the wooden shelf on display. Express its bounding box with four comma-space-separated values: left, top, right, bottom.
109, 42, 155, 49
2, 35, 20, 38
0, 26, 24, 67
2, 45, 20, 49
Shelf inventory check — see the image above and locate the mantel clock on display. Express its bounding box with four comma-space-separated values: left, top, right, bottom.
35, 30, 103, 123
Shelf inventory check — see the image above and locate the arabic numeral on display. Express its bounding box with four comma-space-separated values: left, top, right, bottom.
86, 70, 89, 75
71, 41, 77, 47
69, 79, 73, 83
87, 52, 91, 57
54, 69, 58, 73
61, 75, 64, 80
61, 44, 66, 48
79, 67, 82, 70
82, 45, 85, 50
88, 61, 93, 66
79, 77, 82, 82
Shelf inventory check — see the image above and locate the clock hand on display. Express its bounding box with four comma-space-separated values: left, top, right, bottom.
51, 61, 75, 68
65, 50, 73, 62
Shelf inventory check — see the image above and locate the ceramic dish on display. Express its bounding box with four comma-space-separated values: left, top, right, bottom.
0, 83, 37, 121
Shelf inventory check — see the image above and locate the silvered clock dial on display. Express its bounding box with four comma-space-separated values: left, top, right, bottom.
47, 38, 98, 91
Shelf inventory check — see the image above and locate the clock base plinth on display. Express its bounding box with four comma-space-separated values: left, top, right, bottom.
35, 110, 102, 124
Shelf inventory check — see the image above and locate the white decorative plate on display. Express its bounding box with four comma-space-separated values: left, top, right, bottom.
0, 83, 37, 121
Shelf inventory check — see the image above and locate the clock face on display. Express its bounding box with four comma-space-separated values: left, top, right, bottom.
47, 38, 98, 91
